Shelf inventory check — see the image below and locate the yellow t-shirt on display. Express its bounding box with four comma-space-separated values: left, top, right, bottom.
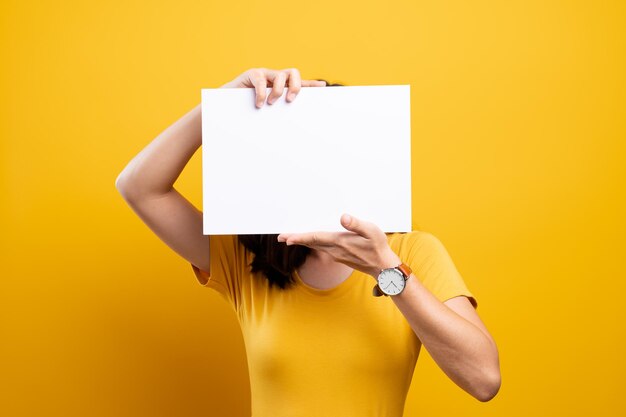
191, 231, 478, 417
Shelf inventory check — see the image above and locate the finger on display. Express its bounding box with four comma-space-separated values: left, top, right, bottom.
267, 71, 287, 105
285, 231, 339, 247
249, 69, 268, 108
282, 68, 302, 102
340, 213, 374, 238
301, 79, 327, 87
261, 67, 280, 84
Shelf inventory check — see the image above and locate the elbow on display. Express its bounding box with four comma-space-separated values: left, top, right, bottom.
115, 173, 128, 197
115, 172, 125, 192
115, 172, 135, 201
475, 369, 501, 402
115, 171, 170, 200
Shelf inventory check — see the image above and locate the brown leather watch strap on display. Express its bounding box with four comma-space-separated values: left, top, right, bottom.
396, 262, 412, 279
372, 284, 385, 297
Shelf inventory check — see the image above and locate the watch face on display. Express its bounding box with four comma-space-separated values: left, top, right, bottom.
377, 269, 405, 296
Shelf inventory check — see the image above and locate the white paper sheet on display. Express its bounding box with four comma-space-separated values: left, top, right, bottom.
200, 85, 412, 235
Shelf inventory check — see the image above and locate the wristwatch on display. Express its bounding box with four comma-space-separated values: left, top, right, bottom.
373, 262, 412, 297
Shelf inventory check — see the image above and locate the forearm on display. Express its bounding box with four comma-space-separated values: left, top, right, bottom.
116, 103, 202, 199
378, 252, 500, 401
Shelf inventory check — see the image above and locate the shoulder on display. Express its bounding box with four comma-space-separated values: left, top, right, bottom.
386, 231, 456, 274
211, 234, 249, 256
386, 230, 444, 255
207, 234, 254, 276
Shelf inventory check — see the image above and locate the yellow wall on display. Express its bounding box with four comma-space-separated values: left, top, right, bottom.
1, 1, 624, 415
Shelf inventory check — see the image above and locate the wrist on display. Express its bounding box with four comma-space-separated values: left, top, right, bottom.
369, 249, 402, 279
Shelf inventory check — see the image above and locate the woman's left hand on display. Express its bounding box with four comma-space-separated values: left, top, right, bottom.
277, 213, 402, 279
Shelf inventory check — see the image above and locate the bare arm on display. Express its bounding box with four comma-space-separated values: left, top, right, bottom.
278, 218, 502, 402
115, 103, 212, 270
116, 103, 203, 199
115, 68, 327, 274
378, 249, 502, 402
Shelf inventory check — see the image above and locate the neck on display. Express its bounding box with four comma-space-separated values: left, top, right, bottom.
297, 249, 354, 289
309, 248, 335, 264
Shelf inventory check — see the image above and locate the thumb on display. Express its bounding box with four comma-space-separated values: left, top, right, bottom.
341, 213, 371, 238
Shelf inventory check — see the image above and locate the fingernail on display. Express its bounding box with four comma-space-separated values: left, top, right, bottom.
287, 92, 295, 101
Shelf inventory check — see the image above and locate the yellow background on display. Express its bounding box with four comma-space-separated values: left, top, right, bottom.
1, 0, 625, 416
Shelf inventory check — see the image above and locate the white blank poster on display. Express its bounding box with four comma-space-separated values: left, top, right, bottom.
200, 85, 411, 235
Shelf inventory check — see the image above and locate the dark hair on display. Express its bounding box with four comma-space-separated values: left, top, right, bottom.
238, 78, 345, 290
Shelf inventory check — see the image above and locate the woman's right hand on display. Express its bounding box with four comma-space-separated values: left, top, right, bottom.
220, 68, 327, 109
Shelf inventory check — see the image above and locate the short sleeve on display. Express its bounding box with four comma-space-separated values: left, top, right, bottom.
190, 234, 246, 312
404, 231, 478, 309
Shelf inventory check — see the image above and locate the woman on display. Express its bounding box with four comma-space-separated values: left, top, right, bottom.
116, 67, 501, 416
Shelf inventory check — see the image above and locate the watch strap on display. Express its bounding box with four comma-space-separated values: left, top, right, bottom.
372, 284, 386, 297
396, 262, 412, 279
